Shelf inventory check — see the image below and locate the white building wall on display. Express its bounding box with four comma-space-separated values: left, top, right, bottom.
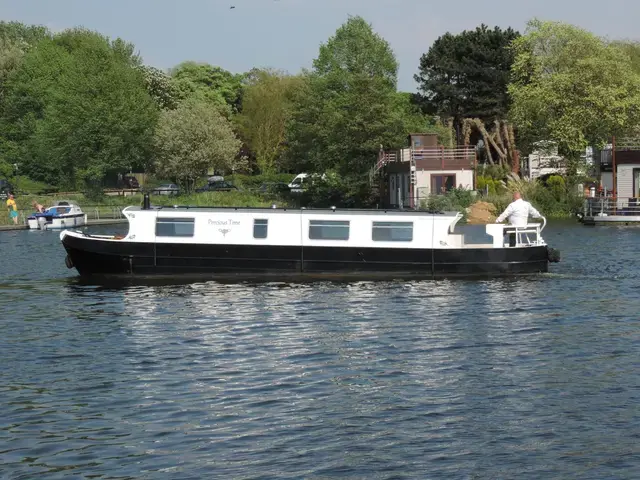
617, 165, 635, 198
414, 170, 474, 203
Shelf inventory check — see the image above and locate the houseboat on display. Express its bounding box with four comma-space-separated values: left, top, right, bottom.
581, 136, 640, 225
28, 201, 87, 230
59, 195, 559, 279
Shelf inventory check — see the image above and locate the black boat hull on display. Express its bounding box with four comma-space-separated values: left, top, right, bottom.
62, 233, 552, 280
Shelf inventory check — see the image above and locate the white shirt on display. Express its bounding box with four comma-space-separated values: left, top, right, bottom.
495, 198, 542, 226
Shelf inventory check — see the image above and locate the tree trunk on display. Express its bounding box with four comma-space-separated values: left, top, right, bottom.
462, 118, 473, 146
507, 124, 519, 174
473, 119, 496, 165
446, 117, 455, 148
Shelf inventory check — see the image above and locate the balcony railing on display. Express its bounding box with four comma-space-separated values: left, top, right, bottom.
583, 197, 640, 217
411, 147, 476, 170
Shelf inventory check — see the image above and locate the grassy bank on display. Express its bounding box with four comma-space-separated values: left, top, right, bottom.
1, 190, 288, 225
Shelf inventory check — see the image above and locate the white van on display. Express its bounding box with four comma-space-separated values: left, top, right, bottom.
288, 173, 308, 191
288, 173, 326, 193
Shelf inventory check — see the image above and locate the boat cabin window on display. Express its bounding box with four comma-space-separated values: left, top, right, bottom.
309, 220, 350, 240
156, 217, 195, 237
372, 221, 413, 242
253, 219, 268, 239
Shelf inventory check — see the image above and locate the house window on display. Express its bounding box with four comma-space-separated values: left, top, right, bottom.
253, 219, 268, 239
309, 220, 350, 240
372, 221, 413, 242
431, 174, 456, 194
156, 217, 195, 237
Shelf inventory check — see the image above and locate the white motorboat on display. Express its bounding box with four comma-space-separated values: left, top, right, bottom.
28, 200, 87, 230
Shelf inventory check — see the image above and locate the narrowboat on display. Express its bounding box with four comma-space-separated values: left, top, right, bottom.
59, 196, 560, 280
28, 201, 87, 230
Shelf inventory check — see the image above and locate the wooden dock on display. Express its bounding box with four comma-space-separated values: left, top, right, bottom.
0, 218, 127, 232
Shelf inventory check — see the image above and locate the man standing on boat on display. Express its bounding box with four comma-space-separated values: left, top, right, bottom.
495, 192, 542, 246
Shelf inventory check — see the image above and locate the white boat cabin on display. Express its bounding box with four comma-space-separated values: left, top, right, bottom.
116, 206, 545, 250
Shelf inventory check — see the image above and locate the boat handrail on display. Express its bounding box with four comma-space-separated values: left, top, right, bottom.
540, 216, 547, 232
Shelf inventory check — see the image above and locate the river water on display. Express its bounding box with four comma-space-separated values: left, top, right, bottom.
1, 222, 639, 479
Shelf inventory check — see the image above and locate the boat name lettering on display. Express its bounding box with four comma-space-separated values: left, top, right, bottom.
208, 219, 240, 226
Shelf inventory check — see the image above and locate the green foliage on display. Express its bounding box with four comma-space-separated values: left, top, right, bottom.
415, 24, 520, 122
0, 21, 50, 47
169, 61, 244, 116
509, 19, 640, 156
285, 16, 424, 185
610, 40, 640, 75
227, 172, 295, 189
12, 175, 55, 194
476, 164, 510, 180
138, 64, 178, 110
295, 172, 378, 208
2, 28, 158, 193
234, 68, 305, 174
545, 174, 566, 201
481, 172, 583, 218
476, 176, 507, 195
0, 21, 51, 99
153, 99, 243, 193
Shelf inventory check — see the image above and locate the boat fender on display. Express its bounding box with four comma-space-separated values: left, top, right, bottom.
547, 246, 561, 263
65, 254, 74, 269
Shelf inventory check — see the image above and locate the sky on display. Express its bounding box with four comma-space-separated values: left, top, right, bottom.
0, 0, 638, 92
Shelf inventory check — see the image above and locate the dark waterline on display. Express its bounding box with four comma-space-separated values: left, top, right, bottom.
1, 221, 640, 479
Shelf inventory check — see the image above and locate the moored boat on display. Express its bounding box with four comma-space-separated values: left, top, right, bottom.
59, 195, 560, 280
28, 201, 87, 230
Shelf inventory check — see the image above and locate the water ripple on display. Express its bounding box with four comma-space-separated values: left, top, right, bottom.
1, 222, 640, 478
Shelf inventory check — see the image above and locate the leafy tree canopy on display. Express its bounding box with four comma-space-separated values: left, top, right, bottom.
0, 21, 50, 49
2, 28, 157, 189
0, 22, 51, 104
169, 61, 244, 116
235, 68, 305, 174
508, 19, 640, 156
415, 24, 520, 124
286, 16, 428, 180
154, 99, 243, 191
138, 64, 179, 110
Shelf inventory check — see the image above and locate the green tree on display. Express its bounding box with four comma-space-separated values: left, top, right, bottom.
154, 100, 243, 192
508, 19, 640, 158
235, 68, 305, 174
285, 16, 414, 179
169, 61, 244, 116
138, 64, 178, 110
0, 22, 50, 104
415, 24, 520, 127
2, 28, 158, 190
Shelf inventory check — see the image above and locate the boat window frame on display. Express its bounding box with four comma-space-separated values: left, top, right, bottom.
308, 219, 350, 241
253, 218, 268, 239
372, 221, 414, 242
155, 217, 195, 237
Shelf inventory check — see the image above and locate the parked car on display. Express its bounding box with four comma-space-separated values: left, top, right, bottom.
196, 181, 238, 193
152, 183, 180, 195
288, 173, 326, 193
122, 175, 140, 189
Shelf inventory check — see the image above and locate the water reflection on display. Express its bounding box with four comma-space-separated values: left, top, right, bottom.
3, 222, 640, 478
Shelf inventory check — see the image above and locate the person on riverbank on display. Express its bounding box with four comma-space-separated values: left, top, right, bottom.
495, 192, 542, 246
32, 200, 45, 213
6, 193, 18, 224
